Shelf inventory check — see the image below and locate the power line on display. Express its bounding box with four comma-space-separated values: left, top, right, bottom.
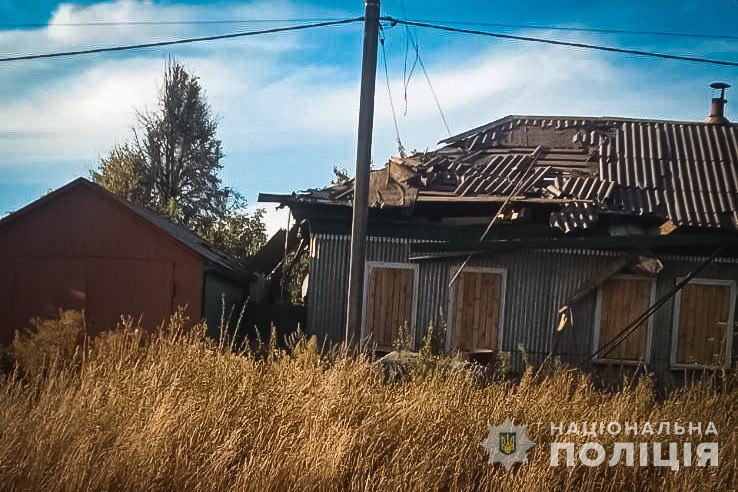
414, 42, 452, 135
378, 26, 405, 156
389, 18, 451, 135
397, 0, 419, 116
0, 18, 363, 62
408, 19, 738, 41
4, 15, 737, 67
5, 17, 736, 42
0, 18, 349, 28
384, 18, 738, 67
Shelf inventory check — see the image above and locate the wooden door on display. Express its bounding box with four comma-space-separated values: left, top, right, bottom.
596, 276, 653, 362
451, 270, 504, 351
364, 266, 415, 348
675, 282, 732, 366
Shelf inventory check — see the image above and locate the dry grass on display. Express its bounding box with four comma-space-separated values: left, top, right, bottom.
0, 311, 735, 491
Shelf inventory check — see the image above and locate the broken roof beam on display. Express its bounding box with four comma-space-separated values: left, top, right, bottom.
258, 193, 293, 203
564, 254, 634, 306
247, 225, 302, 274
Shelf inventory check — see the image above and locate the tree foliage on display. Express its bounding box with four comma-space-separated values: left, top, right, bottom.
200, 207, 268, 261
331, 166, 351, 185
92, 58, 266, 261
134, 59, 227, 230
90, 144, 151, 204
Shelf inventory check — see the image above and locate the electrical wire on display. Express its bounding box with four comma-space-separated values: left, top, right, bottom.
379, 26, 406, 156
5, 17, 735, 42
414, 38, 452, 136
0, 18, 363, 62
398, 0, 418, 116
0, 18, 349, 28
383, 18, 738, 67
387, 18, 451, 135
407, 19, 738, 41
401, 35, 419, 116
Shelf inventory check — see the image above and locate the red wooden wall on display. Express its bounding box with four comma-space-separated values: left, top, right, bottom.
0, 181, 204, 343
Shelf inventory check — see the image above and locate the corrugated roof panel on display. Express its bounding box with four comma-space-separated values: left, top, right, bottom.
454, 153, 546, 197
550, 202, 598, 233
276, 115, 738, 232
595, 121, 738, 228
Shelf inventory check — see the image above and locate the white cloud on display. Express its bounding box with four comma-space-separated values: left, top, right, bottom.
0, 0, 725, 206
0, 0, 332, 168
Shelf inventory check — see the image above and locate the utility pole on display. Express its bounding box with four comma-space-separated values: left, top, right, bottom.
345, 0, 380, 346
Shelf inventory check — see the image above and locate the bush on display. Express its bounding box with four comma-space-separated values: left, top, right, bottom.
10, 310, 84, 379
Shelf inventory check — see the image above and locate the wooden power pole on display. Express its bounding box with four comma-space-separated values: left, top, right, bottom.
345, 0, 380, 346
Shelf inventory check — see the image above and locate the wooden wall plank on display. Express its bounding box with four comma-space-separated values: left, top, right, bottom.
365, 266, 415, 348
452, 271, 503, 351
677, 283, 731, 365
598, 276, 651, 361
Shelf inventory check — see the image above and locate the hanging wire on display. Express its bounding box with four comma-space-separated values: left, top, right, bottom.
399, 26, 451, 135
383, 18, 738, 67
0, 18, 363, 62
379, 25, 406, 157
402, 37, 420, 116
413, 41, 452, 136
389, 1, 451, 136
398, 0, 419, 116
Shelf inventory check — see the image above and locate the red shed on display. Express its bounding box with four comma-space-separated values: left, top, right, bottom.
0, 178, 248, 343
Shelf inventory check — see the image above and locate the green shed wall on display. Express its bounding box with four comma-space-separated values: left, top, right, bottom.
202, 272, 248, 340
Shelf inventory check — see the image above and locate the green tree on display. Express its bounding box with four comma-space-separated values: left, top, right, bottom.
200, 207, 268, 261
134, 58, 228, 230
331, 165, 350, 185
91, 144, 151, 204
93, 57, 266, 260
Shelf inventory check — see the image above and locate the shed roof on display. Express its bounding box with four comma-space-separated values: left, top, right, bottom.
261, 114, 738, 233
0, 178, 245, 274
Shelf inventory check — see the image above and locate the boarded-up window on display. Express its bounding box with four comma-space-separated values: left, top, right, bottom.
674, 281, 734, 367
595, 276, 653, 362
364, 265, 415, 348
451, 270, 504, 351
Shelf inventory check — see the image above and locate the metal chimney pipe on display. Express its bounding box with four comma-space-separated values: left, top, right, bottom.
705, 82, 731, 124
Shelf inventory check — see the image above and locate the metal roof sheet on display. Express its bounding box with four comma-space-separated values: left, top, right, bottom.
262, 114, 738, 233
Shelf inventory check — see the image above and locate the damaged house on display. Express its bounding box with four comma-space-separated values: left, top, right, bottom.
260, 87, 738, 375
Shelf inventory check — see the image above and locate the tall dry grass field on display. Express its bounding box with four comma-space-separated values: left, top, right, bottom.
0, 311, 735, 491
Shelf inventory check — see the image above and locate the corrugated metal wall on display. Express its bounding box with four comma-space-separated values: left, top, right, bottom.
307, 233, 738, 374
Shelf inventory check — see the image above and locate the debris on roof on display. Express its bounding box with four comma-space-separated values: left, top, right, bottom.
248, 225, 301, 275
261, 115, 738, 232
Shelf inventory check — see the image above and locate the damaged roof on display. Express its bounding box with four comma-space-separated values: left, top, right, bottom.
260, 115, 738, 233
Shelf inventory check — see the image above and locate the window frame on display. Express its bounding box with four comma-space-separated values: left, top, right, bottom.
361, 261, 419, 348
670, 277, 736, 370
592, 274, 657, 365
446, 266, 507, 353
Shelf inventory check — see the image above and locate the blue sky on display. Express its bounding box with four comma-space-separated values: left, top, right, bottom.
1, 0, 737, 234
